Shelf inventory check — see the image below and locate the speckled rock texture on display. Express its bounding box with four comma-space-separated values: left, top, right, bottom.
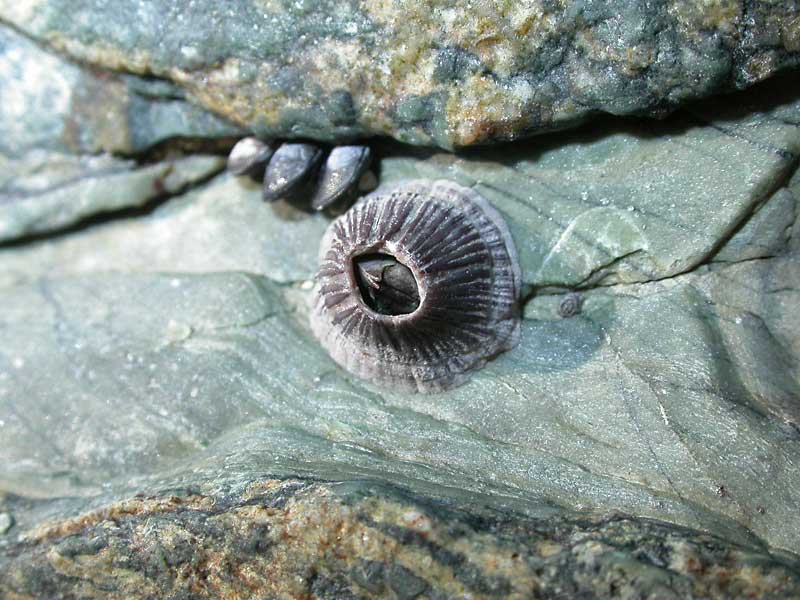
1, 4, 800, 598
1, 0, 799, 149
2, 480, 800, 599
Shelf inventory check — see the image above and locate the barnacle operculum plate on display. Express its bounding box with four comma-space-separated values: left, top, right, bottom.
310, 179, 522, 393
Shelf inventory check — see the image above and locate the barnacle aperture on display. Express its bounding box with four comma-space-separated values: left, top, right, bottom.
310, 179, 522, 393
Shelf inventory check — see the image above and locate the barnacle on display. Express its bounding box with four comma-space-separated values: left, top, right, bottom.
558, 292, 583, 318
227, 137, 373, 210
310, 179, 522, 393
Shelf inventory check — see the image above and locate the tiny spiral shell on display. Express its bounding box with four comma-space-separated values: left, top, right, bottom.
309, 179, 522, 393
558, 292, 583, 318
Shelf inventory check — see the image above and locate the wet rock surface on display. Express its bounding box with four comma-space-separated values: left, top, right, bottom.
0, 27, 242, 158
2, 480, 800, 599
1, 4, 800, 598
0, 153, 224, 242
1, 1, 799, 148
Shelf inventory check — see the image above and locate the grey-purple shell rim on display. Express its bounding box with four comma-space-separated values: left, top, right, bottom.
309, 179, 522, 393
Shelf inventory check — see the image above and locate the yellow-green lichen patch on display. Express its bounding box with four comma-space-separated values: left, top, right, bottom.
668, 0, 742, 37
782, 14, 800, 52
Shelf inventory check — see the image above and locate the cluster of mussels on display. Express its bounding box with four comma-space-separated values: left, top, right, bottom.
227, 137, 374, 210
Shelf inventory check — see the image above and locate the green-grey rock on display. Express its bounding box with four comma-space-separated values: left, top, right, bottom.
378, 78, 800, 288
3, 77, 798, 291
0, 173, 329, 287
0, 164, 799, 554
0, 154, 225, 242
1, 10, 800, 598
0, 512, 12, 535
0, 26, 242, 157
1, 1, 798, 149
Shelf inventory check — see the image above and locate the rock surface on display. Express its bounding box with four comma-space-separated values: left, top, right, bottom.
1, 6, 800, 598
4, 76, 798, 287
1, 1, 799, 148
0, 75, 799, 554
0, 153, 224, 241
3, 480, 800, 599
0, 27, 242, 158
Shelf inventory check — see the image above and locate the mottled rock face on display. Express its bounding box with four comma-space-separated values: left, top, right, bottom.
1, 1, 800, 598
3, 480, 800, 599
1, 0, 799, 148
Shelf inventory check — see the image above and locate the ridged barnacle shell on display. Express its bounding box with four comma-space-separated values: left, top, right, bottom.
310, 179, 522, 393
